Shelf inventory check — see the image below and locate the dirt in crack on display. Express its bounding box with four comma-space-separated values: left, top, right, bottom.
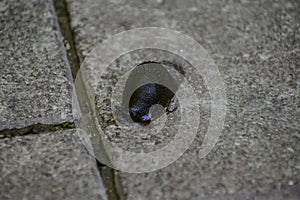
53, 1, 125, 200
53, 0, 80, 79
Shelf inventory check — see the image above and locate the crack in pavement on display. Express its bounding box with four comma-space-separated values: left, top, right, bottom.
53, 1, 124, 199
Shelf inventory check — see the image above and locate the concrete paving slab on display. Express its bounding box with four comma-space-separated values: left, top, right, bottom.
0, 129, 107, 200
67, 0, 300, 199
0, 0, 79, 132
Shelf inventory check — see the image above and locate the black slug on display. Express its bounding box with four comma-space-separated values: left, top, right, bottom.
129, 83, 175, 124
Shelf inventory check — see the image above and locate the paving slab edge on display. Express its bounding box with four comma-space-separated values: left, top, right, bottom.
0, 0, 81, 133
53, 1, 121, 199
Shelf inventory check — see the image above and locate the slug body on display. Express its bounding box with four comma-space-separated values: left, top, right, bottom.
129, 83, 175, 124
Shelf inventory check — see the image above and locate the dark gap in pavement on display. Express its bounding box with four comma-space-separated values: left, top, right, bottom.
53, 1, 125, 199
53, 0, 80, 79
0, 123, 75, 138
97, 161, 126, 200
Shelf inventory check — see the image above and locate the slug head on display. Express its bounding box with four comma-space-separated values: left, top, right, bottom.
129, 105, 152, 125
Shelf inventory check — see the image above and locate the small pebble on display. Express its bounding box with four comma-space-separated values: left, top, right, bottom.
65, 43, 70, 50
287, 147, 294, 153
31, 71, 39, 77
287, 74, 293, 82
227, 188, 235, 194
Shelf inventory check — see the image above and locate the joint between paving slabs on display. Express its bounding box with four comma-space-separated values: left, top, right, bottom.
53, 0, 81, 79
0, 122, 75, 138
53, 1, 126, 199
97, 161, 127, 200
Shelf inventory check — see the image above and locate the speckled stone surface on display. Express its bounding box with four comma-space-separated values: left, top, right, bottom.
0, 129, 107, 200
0, 0, 79, 131
67, 0, 300, 199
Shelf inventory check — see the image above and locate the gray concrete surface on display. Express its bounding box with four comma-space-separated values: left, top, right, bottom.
0, 0, 79, 131
0, 1, 109, 199
0, 129, 107, 200
67, 0, 300, 199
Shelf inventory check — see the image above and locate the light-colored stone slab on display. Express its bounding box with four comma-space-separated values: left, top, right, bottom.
66, 0, 300, 199
0, 0, 79, 131
0, 129, 107, 200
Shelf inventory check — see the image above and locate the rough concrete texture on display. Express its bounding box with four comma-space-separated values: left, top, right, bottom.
0, 129, 107, 200
67, 0, 300, 199
95, 49, 209, 154
0, 0, 79, 131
